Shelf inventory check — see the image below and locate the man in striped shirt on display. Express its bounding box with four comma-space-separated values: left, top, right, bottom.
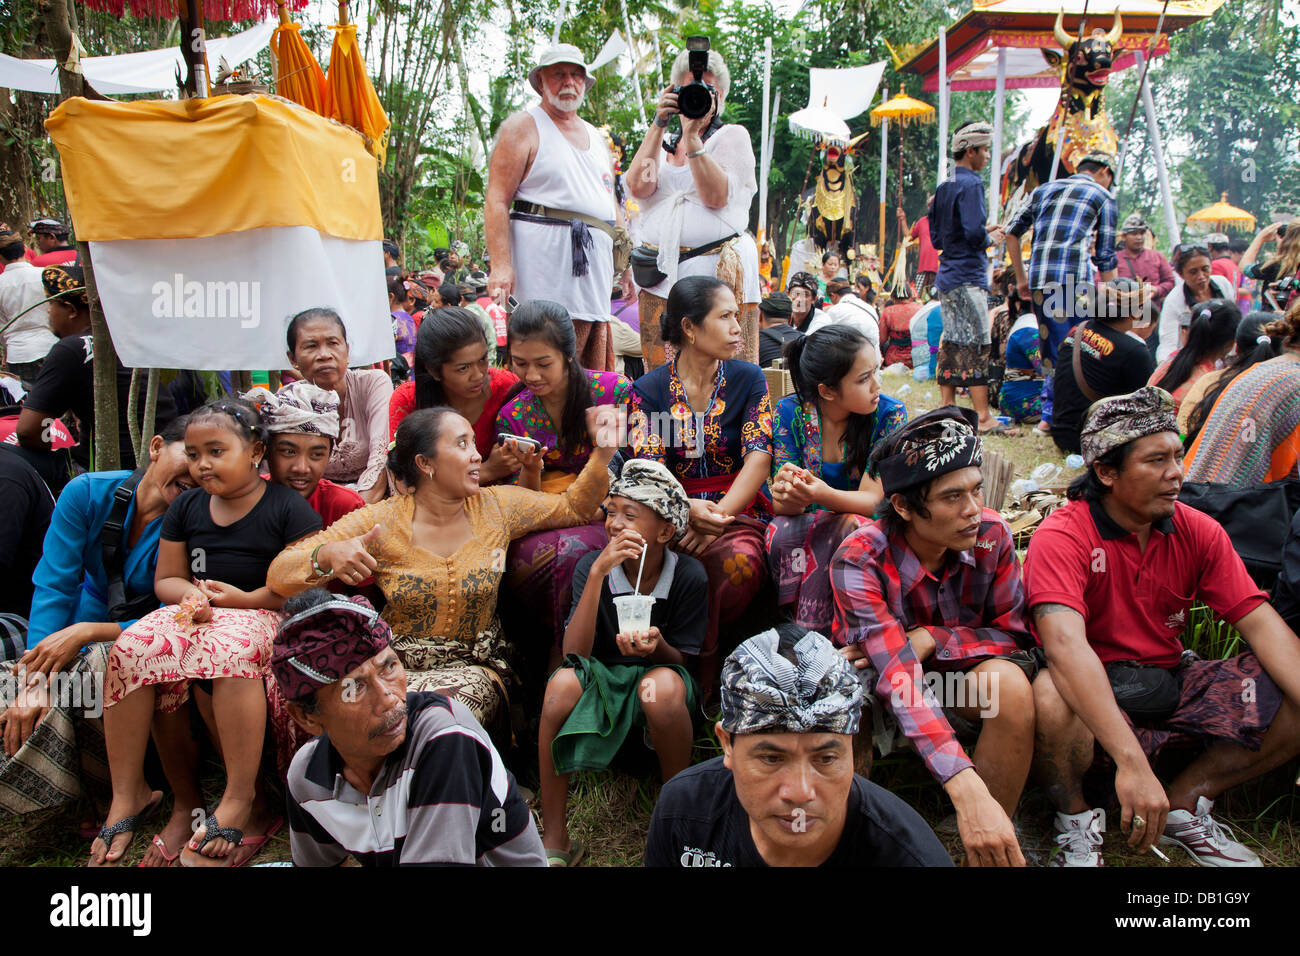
275, 589, 546, 867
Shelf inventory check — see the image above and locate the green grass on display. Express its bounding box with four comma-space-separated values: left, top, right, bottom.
881, 369, 1081, 490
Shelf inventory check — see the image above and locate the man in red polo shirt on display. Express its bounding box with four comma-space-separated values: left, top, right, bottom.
832, 407, 1092, 867
1025, 386, 1300, 867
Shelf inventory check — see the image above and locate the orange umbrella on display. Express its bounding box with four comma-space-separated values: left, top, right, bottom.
327, 1, 389, 165
272, 2, 330, 114
1187, 192, 1256, 232
870, 89, 937, 277
869, 91, 936, 127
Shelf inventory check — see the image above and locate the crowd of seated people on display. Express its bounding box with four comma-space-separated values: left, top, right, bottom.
4, 262, 1300, 870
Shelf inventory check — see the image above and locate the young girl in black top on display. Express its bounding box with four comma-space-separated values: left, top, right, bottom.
92, 398, 321, 868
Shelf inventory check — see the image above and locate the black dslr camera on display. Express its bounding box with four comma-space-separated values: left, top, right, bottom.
672, 35, 717, 120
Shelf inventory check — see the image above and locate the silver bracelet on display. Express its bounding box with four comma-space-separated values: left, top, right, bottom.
686, 147, 707, 159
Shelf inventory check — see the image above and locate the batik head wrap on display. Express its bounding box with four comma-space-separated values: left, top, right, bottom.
41, 264, 89, 309
1079, 385, 1178, 467
720, 627, 863, 736
272, 594, 393, 701
608, 459, 691, 538
243, 382, 341, 440
869, 406, 984, 496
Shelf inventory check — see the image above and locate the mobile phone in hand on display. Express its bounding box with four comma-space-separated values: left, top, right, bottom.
497, 432, 541, 453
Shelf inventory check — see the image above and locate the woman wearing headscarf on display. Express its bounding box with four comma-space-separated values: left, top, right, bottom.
627, 45, 760, 370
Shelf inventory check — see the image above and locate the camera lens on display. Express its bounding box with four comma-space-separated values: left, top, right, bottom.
678, 82, 713, 119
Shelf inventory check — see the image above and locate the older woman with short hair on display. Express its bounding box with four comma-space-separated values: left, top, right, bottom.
627, 45, 759, 370
284, 307, 392, 503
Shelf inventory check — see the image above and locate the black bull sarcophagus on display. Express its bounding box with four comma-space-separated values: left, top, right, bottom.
1001, 11, 1123, 208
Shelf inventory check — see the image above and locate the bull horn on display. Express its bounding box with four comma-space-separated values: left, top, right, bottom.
1054, 9, 1073, 49
1105, 11, 1123, 47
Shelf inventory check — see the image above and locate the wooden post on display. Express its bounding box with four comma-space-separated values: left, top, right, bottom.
41, 0, 121, 469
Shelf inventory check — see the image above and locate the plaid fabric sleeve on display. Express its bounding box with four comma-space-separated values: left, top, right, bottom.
925, 517, 1033, 661
832, 536, 974, 784
1092, 192, 1119, 274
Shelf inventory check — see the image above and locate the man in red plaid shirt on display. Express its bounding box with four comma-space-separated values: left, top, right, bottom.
831, 407, 1093, 866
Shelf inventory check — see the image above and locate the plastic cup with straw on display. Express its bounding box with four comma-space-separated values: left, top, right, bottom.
613, 532, 655, 641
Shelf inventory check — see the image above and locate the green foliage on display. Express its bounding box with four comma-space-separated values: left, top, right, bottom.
1110, 0, 1300, 247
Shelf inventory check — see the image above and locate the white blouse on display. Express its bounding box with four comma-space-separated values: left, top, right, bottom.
636, 124, 759, 303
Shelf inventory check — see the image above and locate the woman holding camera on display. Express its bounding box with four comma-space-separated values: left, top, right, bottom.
627, 41, 760, 371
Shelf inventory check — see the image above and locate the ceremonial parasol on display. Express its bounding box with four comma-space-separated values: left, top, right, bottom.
788, 103, 852, 147
870, 89, 935, 282
326, 1, 389, 165
1186, 192, 1256, 233
271, 1, 329, 113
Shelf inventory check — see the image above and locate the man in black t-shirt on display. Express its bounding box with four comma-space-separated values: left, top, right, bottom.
17, 264, 173, 476
645, 624, 951, 867
757, 292, 803, 368
1051, 278, 1155, 454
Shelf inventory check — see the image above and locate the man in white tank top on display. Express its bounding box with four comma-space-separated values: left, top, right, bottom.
485, 44, 631, 372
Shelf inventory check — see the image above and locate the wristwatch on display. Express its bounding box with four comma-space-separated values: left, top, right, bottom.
654, 115, 669, 128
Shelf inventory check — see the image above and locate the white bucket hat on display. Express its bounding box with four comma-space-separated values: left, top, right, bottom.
528, 43, 595, 95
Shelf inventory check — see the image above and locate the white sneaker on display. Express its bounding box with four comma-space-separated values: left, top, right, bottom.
1050, 807, 1105, 866
1161, 797, 1261, 867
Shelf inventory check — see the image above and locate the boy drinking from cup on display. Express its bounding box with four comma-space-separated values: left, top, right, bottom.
537, 459, 706, 866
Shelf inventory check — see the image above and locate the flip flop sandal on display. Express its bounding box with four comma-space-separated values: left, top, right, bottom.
180, 810, 245, 868
979, 423, 1020, 436
138, 833, 182, 867
546, 840, 586, 867
90, 790, 163, 866
230, 817, 285, 868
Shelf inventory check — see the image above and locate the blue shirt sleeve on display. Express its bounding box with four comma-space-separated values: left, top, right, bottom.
27, 474, 101, 645
958, 177, 990, 250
